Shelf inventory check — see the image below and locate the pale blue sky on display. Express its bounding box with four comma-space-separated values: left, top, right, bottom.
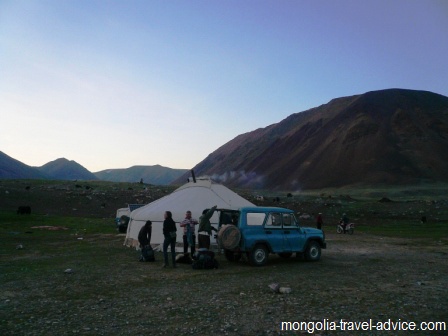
1, 0, 447, 172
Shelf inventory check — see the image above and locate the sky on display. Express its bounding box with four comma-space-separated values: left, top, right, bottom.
1, 0, 447, 172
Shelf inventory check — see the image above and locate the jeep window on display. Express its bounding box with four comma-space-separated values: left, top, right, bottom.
219, 210, 239, 226
246, 212, 265, 226
291, 214, 300, 226
282, 213, 297, 227
265, 213, 282, 228
221, 212, 233, 224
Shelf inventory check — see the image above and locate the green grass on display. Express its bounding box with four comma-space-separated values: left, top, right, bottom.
0, 211, 115, 233
257, 182, 448, 201
357, 220, 448, 240
0, 211, 119, 282
1, 208, 447, 335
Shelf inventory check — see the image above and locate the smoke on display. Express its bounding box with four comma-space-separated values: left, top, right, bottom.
211, 170, 265, 187
290, 179, 302, 193
211, 171, 232, 182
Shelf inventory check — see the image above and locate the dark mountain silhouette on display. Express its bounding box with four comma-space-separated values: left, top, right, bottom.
174, 89, 448, 189
0, 151, 186, 185
94, 165, 188, 184
38, 158, 99, 181
0, 151, 48, 179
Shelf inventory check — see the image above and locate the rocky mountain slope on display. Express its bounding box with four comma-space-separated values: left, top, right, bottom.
174, 89, 448, 189
4, 88, 448, 189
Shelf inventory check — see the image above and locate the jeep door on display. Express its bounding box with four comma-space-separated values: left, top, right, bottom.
282, 213, 306, 252
218, 209, 239, 228
264, 212, 288, 252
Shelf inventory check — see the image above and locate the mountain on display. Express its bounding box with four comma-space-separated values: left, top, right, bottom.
0, 151, 48, 179
0, 151, 186, 184
38, 158, 99, 181
174, 89, 448, 189
94, 165, 188, 185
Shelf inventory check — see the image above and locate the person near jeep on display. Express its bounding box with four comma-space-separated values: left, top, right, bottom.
198, 205, 218, 249
138, 220, 153, 261
180, 210, 198, 255
316, 213, 323, 230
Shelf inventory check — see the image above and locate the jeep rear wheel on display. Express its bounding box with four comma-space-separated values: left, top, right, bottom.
305, 241, 321, 262
224, 249, 242, 262
250, 245, 269, 266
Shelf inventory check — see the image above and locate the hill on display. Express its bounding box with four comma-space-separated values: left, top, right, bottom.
0, 151, 47, 179
0, 151, 186, 185
174, 88, 448, 189
38, 158, 99, 181
94, 165, 188, 185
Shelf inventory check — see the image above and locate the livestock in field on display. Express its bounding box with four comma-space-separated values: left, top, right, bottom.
17, 206, 31, 215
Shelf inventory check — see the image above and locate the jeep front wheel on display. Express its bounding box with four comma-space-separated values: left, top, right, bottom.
249, 245, 269, 266
305, 241, 321, 261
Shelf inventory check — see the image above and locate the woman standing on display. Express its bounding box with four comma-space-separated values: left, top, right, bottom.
162, 211, 177, 268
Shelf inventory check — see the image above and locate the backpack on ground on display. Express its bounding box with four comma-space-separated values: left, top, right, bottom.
176, 253, 193, 264
192, 249, 219, 269
139, 245, 155, 262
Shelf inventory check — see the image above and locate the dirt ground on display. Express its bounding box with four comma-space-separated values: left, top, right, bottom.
1, 230, 447, 336
1, 180, 447, 335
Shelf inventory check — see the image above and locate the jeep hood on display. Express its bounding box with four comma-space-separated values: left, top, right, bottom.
302, 227, 323, 235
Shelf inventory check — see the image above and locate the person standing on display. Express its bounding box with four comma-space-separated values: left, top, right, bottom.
316, 213, 323, 230
138, 220, 153, 261
180, 210, 198, 256
162, 211, 177, 268
342, 213, 349, 233
198, 205, 218, 250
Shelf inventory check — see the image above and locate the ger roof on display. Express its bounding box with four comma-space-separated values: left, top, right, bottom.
130, 178, 254, 223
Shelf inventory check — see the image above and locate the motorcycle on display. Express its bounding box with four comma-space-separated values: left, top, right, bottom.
337, 221, 354, 235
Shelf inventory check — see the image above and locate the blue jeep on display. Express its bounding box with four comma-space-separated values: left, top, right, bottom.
217, 206, 326, 266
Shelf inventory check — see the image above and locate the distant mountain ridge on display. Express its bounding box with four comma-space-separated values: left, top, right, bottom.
4, 88, 448, 189
0, 151, 48, 179
94, 165, 188, 184
0, 152, 187, 185
173, 88, 448, 189
38, 158, 98, 181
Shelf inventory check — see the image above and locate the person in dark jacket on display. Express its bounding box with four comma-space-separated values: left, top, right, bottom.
138, 220, 152, 246
316, 213, 323, 230
162, 211, 177, 268
138, 220, 153, 261
198, 205, 218, 249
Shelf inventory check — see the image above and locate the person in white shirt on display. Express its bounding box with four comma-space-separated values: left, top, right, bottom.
180, 210, 198, 255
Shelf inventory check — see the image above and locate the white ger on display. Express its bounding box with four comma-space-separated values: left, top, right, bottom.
124, 177, 254, 248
